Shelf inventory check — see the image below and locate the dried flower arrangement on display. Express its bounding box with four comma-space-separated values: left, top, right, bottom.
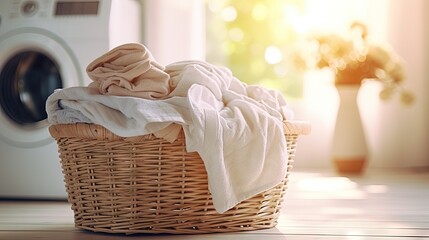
296, 22, 414, 104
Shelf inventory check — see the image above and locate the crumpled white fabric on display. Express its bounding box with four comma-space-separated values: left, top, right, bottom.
46, 60, 293, 213
166, 62, 292, 212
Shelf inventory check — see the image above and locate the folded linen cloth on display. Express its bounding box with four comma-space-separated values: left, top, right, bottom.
47, 46, 293, 213
86, 43, 170, 99
47, 87, 188, 141
56, 104, 92, 124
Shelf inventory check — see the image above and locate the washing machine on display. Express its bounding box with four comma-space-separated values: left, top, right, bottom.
0, 0, 141, 198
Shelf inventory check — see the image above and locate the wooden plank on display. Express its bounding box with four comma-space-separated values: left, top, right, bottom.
0, 168, 428, 239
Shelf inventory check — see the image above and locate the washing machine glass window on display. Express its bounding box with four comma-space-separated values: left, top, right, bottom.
0, 51, 62, 126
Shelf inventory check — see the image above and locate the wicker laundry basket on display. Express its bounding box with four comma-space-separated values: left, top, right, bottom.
49, 121, 310, 235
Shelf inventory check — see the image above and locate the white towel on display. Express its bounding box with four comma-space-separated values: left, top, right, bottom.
166, 62, 291, 212
47, 60, 292, 214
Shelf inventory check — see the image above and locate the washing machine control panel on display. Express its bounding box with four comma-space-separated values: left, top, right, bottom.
4, 0, 49, 19
21, 1, 38, 16
3, 0, 100, 20
54, 1, 99, 16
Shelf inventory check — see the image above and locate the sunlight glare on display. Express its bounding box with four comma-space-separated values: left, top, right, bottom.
321, 207, 364, 215
221, 6, 237, 22
207, 0, 226, 13
364, 184, 388, 194
264, 45, 283, 64
283, 5, 309, 34
297, 176, 366, 199
346, 230, 365, 240
298, 177, 357, 192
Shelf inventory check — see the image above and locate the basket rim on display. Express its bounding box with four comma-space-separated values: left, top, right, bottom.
48, 120, 310, 140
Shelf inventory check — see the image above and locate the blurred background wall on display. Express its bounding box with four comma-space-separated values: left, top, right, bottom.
139, 0, 428, 170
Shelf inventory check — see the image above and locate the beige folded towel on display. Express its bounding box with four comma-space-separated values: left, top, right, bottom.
86, 43, 170, 99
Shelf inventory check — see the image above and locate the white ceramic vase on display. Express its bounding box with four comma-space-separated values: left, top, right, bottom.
332, 85, 368, 174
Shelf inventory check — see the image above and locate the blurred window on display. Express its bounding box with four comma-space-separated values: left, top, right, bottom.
206, 0, 306, 99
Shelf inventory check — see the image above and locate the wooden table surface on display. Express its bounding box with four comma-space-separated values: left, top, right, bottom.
1, 168, 428, 240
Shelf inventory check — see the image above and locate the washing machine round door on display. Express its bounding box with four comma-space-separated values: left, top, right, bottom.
0, 31, 81, 147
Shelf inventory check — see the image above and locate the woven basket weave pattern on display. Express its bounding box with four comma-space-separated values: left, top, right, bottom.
50, 123, 301, 234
